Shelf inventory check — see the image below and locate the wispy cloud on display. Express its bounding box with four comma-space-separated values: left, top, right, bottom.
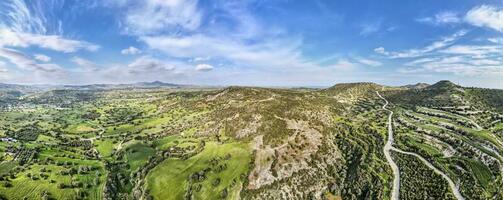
488, 37, 503, 44
417, 11, 461, 25
121, 46, 141, 55
71, 57, 100, 72
359, 21, 382, 36
465, 5, 503, 32
0, 0, 48, 34
0, 1, 99, 53
111, 0, 315, 73
375, 30, 467, 58
439, 45, 502, 56
403, 56, 503, 76
420, 5, 503, 32
0, 29, 99, 53
127, 56, 176, 73
377, 25, 503, 77
355, 57, 382, 67
195, 64, 214, 71
399, 43, 503, 76
113, 0, 202, 35
329, 59, 359, 71
0, 48, 63, 73
34, 54, 51, 62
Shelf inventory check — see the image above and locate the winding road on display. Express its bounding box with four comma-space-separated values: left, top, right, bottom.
376, 91, 465, 200
391, 147, 465, 200
376, 91, 400, 200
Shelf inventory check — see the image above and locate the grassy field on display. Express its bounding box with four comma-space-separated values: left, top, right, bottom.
95, 139, 117, 157
0, 163, 106, 200
146, 141, 251, 200
123, 141, 156, 172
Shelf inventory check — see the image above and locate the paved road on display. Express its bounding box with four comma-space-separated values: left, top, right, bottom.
391, 147, 465, 200
376, 91, 400, 200
377, 91, 465, 200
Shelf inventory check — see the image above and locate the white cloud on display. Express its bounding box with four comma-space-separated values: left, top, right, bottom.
374, 47, 387, 55
192, 56, 210, 62
127, 56, 175, 73
111, 0, 314, 75
71, 57, 99, 72
34, 54, 51, 62
488, 37, 503, 44
0, 29, 99, 53
330, 59, 359, 71
115, 0, 202, 35
439, 45, 502, 56
403, 54, 503, 76
0, 0, 48, 34
355, 57, 382, 67
141, 34, 309, 69
465, 5, 503, 32
121, 46, 141, 55
195, 64, 213, 71
360, 21, 382, 36
0, 48, 63, 73
417, 11, 461, 25
375, 30, 467, 58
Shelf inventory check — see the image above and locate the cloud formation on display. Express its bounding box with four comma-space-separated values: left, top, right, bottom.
114, 0, 202, 35
34, 54, 51, 62
195, 64, 213, 71
121, 46, 141, 55
0, 29, 99, 53
127, 56, 175, 73
375, 30, 467, 58
465, 5, 503, 32
71, 57, 100, 72
355, 57, 382, 67
0, 48, 63, 73
417, 11, 461, 25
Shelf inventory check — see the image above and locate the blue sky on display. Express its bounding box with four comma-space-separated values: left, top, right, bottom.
0, 0, 503, 88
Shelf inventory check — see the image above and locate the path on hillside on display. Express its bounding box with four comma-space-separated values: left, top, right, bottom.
391, 147, 465, 200
376, 91, 400, 200
376, 91, 465, 200
83, 122, 106, 142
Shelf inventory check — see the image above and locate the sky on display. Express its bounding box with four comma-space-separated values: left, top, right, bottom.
0, 0, 503, 88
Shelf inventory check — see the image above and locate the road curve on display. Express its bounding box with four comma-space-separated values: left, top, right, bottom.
391, 147, 465, 200
376, 91, 465, 200
376, 91, 400, 200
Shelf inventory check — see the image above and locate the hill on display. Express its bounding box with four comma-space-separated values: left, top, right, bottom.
401, 83, 430, 89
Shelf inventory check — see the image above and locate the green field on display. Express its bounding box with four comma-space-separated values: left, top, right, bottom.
146, 141, 251, 200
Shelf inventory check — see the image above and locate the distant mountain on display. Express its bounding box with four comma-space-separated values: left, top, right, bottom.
323, 82, 384, 94
402, 83, 430, 89
386, 80, 503, 111
425, 80, 461, 90
0, 81, 189, 92
134, 81, 185, 88
0, 83, 54, 93
62, 81, 187, 90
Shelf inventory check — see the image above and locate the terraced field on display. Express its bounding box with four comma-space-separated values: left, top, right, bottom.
395, 104, 503, 199
389, 85, 503, 199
